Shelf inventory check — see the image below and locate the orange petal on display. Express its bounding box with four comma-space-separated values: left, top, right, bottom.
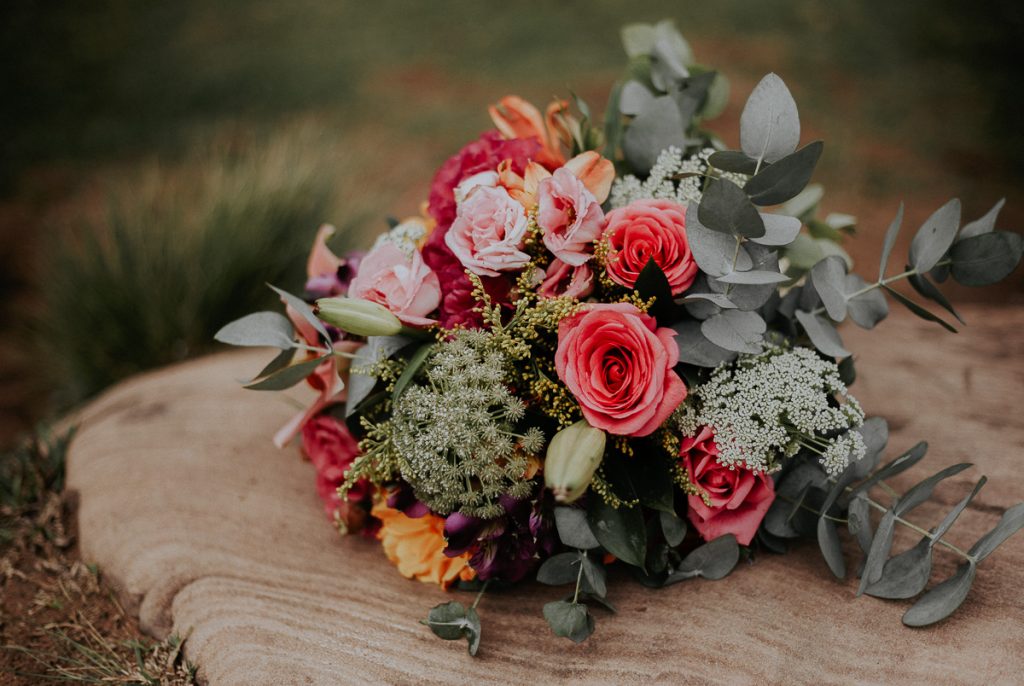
307, 224, 343, 280
545, 99, 575, 152
489, 95, 547, 144
563, 151, 615, 204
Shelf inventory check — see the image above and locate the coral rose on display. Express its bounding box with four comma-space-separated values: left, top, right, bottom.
446, 185, 531, 277
301, 415, 372, 532
680, 426, 776, 545
555, 302, 687, 437
347, 241, 441, 326
603, 199, 698, 295
537, 167, 606, 266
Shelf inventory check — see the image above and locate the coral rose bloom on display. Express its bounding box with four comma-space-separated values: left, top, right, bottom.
348, 242, 441, 326
371, 501, 476, 588
446, 185, 531, 277
681, 426, 776, 545
603, 199, 698, 295
537, 167, 605, 266
555, 302, 687, 437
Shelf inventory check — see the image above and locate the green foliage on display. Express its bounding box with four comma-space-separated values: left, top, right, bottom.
421, 601, 481, 656
0, 425, 74, 512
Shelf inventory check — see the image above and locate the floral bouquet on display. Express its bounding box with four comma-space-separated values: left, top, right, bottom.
216, 21, 1023, 654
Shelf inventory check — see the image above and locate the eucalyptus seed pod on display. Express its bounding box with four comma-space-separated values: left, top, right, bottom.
544, 419, 606, 503
314, 296, 403, 337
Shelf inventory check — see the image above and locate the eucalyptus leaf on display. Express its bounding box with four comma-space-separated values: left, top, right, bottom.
838, 355, 856, 386
669, 72, 714, 124
269, 284, 330, 344
214, 311, 296, 349
844, 274, 889, 330
673, 534, 740, 581
909, 198, 961, 273
851, 417, 889, 479
587, 497, 646, 569
619, 80, 655, 116
660, 510, 687, 547
254, 348, 297, 380
879, 203, 904, 280
795, 310, 850, 358
909, 273, 964, 325
743, 141, 823, 206
894, 463, 972, 517
673, 320, 738, 367
701, 310, 766, 354
698, 178, 766, 238
847, 494, 874, 556
537, 552, 582, 586
708, 243, 780, 311
543, 600, 594, 643
902, 562, 976, 627
817, 517, 846, 579
864, 536, 932, 599
931, 477, 987, 546
345, 336, 411, 417
623, 95, 686, 174
968, 501, 1024, 562
740, 73, 800, 164
708, 150, 759, 174
852, 441, 929, 496
949, 231, 1024, 287
676, 292, 737, 309
580, 555, 608, 598
750, 213, 801, 247
621, 23, 656, 58
810, 255, 848, 322
780, 183, 824, 220
857, 509, 896, 595
243, 355, 327, 391
422, 601, 482, 656
554, 507, 600, 550
685, 203, 754, 276
716, 269, 789, 285
958, 198, 1005, 240
882, 285, 957, 333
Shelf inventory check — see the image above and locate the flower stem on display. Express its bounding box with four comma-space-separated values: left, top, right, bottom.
471, 580, 491, 611
572, 552, 586, 604
809, 259, 952, 318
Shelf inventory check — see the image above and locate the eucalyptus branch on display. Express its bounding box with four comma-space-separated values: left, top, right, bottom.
809, 259, 952, 319
776, 493, 848, 523
723, 236, 745, 297
852, 487, 976, 561
571, 552, 586, 604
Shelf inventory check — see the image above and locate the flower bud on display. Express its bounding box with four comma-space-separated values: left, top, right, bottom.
314, 297, 402, 337
544, 419, 606, 503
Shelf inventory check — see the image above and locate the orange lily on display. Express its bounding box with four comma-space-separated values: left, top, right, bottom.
497, 151, 614, 209
489, 95, 568, 168
307, 224, 343, 280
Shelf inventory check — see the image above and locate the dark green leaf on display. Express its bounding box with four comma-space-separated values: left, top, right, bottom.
851, 417, 889, 479
422, 601, 482, 655
345, 336, 411, 417
243, 355, 327, 391
817, 517, 846, 579
894, 463, 972, 517
882, 285, 957, 333
879, 203, 904, 280
844, 274, 888, 330
537, 552, 582, 586
852, 441, 929, 496
554, 508, 600, 550
847, 494, 874, 555
622, 95, 685, 174
701, 310, 766, 354
602, 81, 624, 160
708, 150, 758, 174
698, 179, 766, 238
750, 213, 801, 247
909, 273, 964, 325
795, 310, 850, 358
902, 562, 976, 627
857, 509, 896, 596
587, 497, 647, 569
865, 537, 932, 599
709, 243, 780, 312
672, 534, 740, 581
215, 311, 296, 349
949, 231, 1024, 287
740, 73, 800, 164
660, 510, 687, 547
255, 348, 297, 380
635, 259, 677, 324
968, 502, 1024, 562
909, 198, 961, 273
631, 454, 676, 514
716, 269, 789, 285
543, 600, 594, 643
391, 342, 434, 404
743, 141, 823, 206
838, 355, 856, 386
810, 256, 848, 322
580, 555, 608, 598
958, 198, 1005, 240
672, 320, 737, 367
931, 477, 986, 546
269, 284, 330, 344
685, 202, 754, 276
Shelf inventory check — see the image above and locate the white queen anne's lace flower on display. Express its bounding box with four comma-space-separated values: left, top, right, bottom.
610, 147, 748, 209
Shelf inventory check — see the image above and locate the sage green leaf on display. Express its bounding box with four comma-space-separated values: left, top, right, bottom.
740, 73, 800, 164
674, 534, 740, 580
215, 311, 296, 349
554, 507, 600, 550
537, 552, 582, 586
810, 255, 848, 322
909, 198, 961, 273
909, 273, 964, 325
676, 293, 736, 309
254, 348, 297, 380
707, 243, 780, 312
857, 509, 896, 595
623, 95, 685, 174
587, 497, 646, 569
851, 417, 889, 479
852, 441, 929, 496
750, 213, 801, 247
817, 517, 846, 579
716, 269, 789, 285
660, 510, 687, 547
865, 536, 932, 599
958, 198, 1005, 240
391, 342, 434, 404
902, 562, 976, 627
847, 494, 874, 555
708, 150, 758, 174
580, 555, 608, 598
702, 70, 730, 119
543, 600, 594, 643
422, 601, 481, 655
743, 141, 823, 206
949, 231, 1024, 287
882, 285, 957, 333
795, 310, 850, 358
672, 320, 737, 367
602, 82, 624, 160
894, 463, 972, 517
879, 203, 904, 280
244, 355, 327, 391
844, 274, 888, 329
780, 183, 824, 221
698, 178, 766, 238
619, 80, 655, 116
268, 284, 329, 344
931, 477, 986, 546
685, 203, 754, 276
578, 592, 617, 614
968, 501, 1024, 562
701, 310, 766, 354
345, 335, 410, 417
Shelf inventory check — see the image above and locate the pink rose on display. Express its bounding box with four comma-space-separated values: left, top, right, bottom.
603, 199, 698, 296
537, 167, 605, 266
348, 242, 441, 326
555, 302, 687, 437
421, 228, 512, 330
680, 426, 775, 545
301, 415, 373, 531
446, 185, 531, 277
538, 258, 593, 299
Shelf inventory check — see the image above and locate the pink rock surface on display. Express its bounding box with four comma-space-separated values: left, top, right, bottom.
67, 306, 1024, 684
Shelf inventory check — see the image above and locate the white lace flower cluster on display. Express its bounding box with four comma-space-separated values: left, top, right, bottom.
391, 330, 542, 518
610, 147, 748, 209
674, 346, 865, 475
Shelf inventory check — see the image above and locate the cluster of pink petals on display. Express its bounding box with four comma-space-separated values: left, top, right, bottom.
348, 242, 441, 326
603, 199, 698, 295
445, 185, 531, 277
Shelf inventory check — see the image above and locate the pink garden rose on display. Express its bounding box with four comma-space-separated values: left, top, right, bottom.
446, 185, 531, 277
680, 426, 776, 545
301, 414, 373, 531
348, 242, 441, 326
555, 302, 687, 436
603, 199, 698, 295
537, 167, 605, 266
538, 258, 593, 299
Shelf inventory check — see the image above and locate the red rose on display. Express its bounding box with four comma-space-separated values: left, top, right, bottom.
602, 199, 698, 295
555, 302, 687, 437
301, 415, 372, 531
680, 426, 776, 545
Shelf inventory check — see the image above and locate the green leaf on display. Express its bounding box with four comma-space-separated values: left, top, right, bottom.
672, 320, 737, 367
795, 310, 850, 358
740, 73, 800, 164
619, 80, 654, 116
817, 517, 846, 580
701, 310, 766, 354
622, 95, 685, 174
244, 355, 328, 391
254, 348, 297, 380
882, 285, 957, 333
902, 562, 976, 627
602, 81, 624, 160
685, 203, 754, 276
781, 183, 824, 221
715, 269, 789, 285
908, 273, 964, 325
844, 274, 889, 330
708, 150, 759, 174
930, 477, 986, 546
580, 555, 608, 598
838, 355, 856, 386
710, 243, 781, 312
949, 231, 1024, 287
621, 23, 656, 58
554, 508, 600, 550
857, 509, 896, 596
958, 198, 1005, 240
968, 501, 1024, 562
268, 284, 329, 344
543, 600, 594, 643
865, 537, 932, 599
345, 335, 411, 417
660, 510, 687, 547
635, 259, 677, 325
422, 601, 482, 656
215, 311, 296, 349
847, 494, 874, 555
698, 179, 766, 238
675, 292, 736, 309
894, 463, 972, 517
669, 534, 740, 581
909, 198, 961, 273
391, 342, 434, 404
750, 213, 801, 247
810, 256, 848, 322
630, 454, 676, 514
851, 417, 889, 479
587, 497, 647, 569
852, 441, 929, 495
879, 203, 904, 280
743, 141, 823, 206
537, 552, 582, 586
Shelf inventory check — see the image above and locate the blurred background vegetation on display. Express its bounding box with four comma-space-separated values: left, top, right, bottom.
1, 0, 1021, 447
